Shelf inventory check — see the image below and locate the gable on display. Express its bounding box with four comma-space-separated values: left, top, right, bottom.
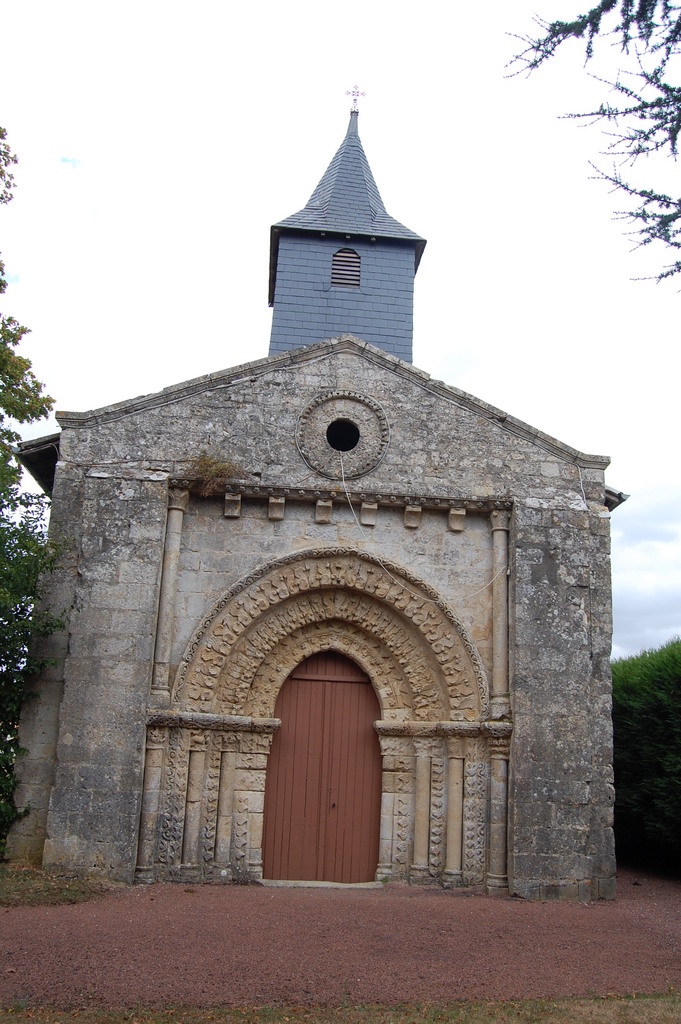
20, 337, 609, 504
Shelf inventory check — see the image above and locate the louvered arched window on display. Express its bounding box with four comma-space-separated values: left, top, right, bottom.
331, 248, 360, 288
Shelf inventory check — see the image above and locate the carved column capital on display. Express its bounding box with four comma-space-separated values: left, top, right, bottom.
412, 736, 443, 758
168, 487, 190, 513
377, 733, 414, 759
239, 731, 276, 755
482, 721, 513, 752
146, 727, 167, 749
490, 509, 511, 532
446, 736, 466, 759
487, 735, 511, 759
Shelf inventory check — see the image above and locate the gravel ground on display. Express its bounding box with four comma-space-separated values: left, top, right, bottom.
1, 868, 679, 1009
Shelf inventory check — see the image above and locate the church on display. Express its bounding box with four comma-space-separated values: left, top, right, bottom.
8, 106, 621, 899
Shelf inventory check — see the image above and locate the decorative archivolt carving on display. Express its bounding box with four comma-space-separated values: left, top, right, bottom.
245, 622, 413, 719
173, 548, 489, 723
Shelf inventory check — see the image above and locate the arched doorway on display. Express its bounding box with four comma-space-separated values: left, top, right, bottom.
262, 651, 382, 883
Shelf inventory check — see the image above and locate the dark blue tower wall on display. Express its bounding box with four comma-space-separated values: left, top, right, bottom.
269, 235, 415, 362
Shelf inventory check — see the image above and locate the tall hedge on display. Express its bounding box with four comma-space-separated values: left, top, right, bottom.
612, 637, 681, 870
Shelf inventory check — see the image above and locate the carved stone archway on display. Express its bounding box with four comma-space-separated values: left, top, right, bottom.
173, 548, 488, 721
137, 549, 511, 891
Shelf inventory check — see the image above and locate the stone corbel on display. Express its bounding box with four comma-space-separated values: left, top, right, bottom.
268, 496, 285, 521
404, 505, 422, 529
360, 501, 378, 526
448, 508, 466, 532
315, 499, 333, 524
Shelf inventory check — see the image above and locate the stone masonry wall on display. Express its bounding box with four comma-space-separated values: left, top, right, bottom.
509, 496, 616, 899
39, 470, 168, 879
8, 340, 616, 893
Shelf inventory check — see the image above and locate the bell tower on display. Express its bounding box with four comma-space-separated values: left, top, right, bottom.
268, 107, 426, 363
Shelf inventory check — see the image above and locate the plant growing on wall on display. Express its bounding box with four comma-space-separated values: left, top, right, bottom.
0, 127, 57, 856
181, 451, 243, 497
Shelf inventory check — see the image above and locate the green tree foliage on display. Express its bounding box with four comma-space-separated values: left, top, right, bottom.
513, 1, 681, 280
611, 637, 681, 870
0, 126, 56, 855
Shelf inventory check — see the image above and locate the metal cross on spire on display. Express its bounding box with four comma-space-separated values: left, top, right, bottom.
346, 85, 366, 112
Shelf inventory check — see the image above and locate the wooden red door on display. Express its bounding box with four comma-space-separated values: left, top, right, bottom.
262, 651, 382, 883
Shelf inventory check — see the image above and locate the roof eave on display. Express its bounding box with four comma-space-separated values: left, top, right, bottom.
15, 431, 61, 497
604, 487, 630, 512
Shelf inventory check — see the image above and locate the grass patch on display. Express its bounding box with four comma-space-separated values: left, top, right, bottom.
0, 998, 680, 1024
0, 862, 121, 907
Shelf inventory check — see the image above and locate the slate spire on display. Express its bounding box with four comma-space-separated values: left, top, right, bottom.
271, 110, 425, 253
268, 110, 426, 363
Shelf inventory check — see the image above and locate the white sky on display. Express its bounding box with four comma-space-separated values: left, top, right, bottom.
1, 0, 679, 659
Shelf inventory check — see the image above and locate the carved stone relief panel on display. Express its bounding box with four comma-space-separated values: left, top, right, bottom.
429, 744, 447, 877
156, 727, 190, 877
462, 738, 489, 886
199, 738, 222, 878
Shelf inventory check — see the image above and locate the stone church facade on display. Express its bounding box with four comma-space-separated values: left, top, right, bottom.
9, 111, 620, 899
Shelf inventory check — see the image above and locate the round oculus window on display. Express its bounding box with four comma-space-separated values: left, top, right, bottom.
326, 418, 360, 452
297, 391, 389, 478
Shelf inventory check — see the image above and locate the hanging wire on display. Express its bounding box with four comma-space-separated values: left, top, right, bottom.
337, 451, 502, 602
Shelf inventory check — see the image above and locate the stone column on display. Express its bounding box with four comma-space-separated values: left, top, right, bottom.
214, 734, 239, 873
485, 728, 512, 895
411, 738, 432, 881
443, 736, 465, 886
181, 732, 208, 873
151, 488, 189, 707
490, 510, 511, 720
135, 727, 167, 881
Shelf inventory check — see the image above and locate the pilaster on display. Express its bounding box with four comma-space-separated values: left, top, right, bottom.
490, 509, 511, 720
151, 488, 189, 707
